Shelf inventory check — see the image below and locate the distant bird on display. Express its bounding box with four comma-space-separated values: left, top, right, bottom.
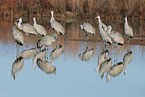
33, 17, 47, 36
11, 57, 24, 80
96, 16, 108, 32
96, 16, 112, 45
37, 59, 56, 74
50, 11, 65, 35
17, 18, 38, 35
16, 47, 38, 59
12, 25, 24, 46
107, 25, 124, 45
99, 58, 112, 79
123, 51, 133, 75
106, 62, 123, 82
79, 22, 96, 36
37, 33, 57, 49
96, 49, 109, 72
33, 49, 47, 70
79, 48, 95, 61
49, 44, 65, 64
124, 16, 133, 38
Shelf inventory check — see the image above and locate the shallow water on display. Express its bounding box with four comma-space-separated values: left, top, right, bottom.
0, 18, 145, 97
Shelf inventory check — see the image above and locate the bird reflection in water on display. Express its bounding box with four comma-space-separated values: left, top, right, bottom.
98, 58, 112, 79
37, 58, 56, 74
106, 62, 123, 82
33, 49, 47, 70
49, 44, 65, 64
123, 51, 133, 75
96, 49, 109, 72
79, 47, 95, 61
37, 33, 57, 49
11, 57, 24, 80
16, 47, 38, 59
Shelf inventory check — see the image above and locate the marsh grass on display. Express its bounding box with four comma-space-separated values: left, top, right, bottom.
0, 0, 145, 19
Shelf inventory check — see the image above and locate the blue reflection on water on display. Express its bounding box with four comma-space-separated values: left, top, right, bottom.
0, 41, 145, 97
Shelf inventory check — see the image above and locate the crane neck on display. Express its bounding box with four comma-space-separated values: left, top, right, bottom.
98, 17, 101, 23
125, 17, 128, 25
50, 13, 55, 23
107, 28, 111, 34
33, 19, 37, 25
18, 20, 23, 30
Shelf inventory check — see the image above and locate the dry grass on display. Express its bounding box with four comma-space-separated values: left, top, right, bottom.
0, 0, 145, 19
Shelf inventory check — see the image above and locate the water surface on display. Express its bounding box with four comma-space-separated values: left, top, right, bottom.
0, 18, 145, 97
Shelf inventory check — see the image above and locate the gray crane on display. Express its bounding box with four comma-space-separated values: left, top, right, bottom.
96, 16, 112, 45
33, 17, 47, 36
124, 16, 133, 38
79, 22, 96, 36
96, 16, 108, 32
50, 11, 65, 35
17, 18, 38, 35
107, 25, 124, 45
12, 25, 24, 46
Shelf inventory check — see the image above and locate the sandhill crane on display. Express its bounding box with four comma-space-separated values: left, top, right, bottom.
106, 62, 123, 82
17, 18, 38, 35
79, 22, 96, 36
50, 11, 65, 35
11, 57, 24, 80
12, 25, 24, 46
33, 17, 47, 36
124, 16, 133, 38
107, 25, 124, 45
96, 16, 108, 32
96, 16, 112, 45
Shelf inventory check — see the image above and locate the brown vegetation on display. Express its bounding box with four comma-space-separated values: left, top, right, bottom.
0, 0, 145, 19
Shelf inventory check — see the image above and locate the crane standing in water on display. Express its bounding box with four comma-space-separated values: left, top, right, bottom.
79, 22, 96, 41
124, 16, 133, 39
33, 17, 47, 36
96, 16, 112, 46
12, 24, 24, 46
107, 25, 124, 45
17, 18, 38, 35
50, 11, 65, 35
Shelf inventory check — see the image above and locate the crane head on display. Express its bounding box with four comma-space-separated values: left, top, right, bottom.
96, 16, 100, 19
51, 11, 54, 15
18, 18, 22, 22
